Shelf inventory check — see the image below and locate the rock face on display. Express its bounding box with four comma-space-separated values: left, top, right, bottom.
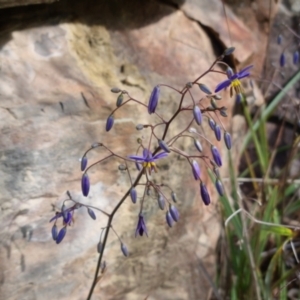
0, 1, 256, 299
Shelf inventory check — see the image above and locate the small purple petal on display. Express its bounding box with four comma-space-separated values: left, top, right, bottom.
135, 214, 148, 237
166, 211, 174, 228
169, 205, 179, 222
158, 139, 170, 153
130, 188, 137, 204
121, 243, 129, 257
226, 67, 234, 78
215, 179, 224, 196
49, 212, 62, 223
238, 65, 253, 77
128, 154, 145, 161
211, 146, 222, 167
51, 224, 58, 241
214, 124, 221, 141
56, 226, 67, 244
87, 208, 96, 220
106, 115, 114, 132
135, 162, 142, 171
215, 79, 231, 93
153, 151, 168, 160
191, 160, 201, 180
81, 173, 90, 197
81, 156, 88, 172
200, 182, 211, 205
224, 132, 232, 150
148, 85, 160, 114
193, 106, 202, 125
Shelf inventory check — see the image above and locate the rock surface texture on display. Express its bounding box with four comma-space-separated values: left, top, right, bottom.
0, 0, 259, 299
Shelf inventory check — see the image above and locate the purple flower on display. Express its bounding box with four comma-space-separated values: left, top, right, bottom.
81, 173, 90, 197
128, 148, 168, 175
148, 85, 160, 114
191, 160, 201, 180
200, 182, 211, 205
215, 65, 253, 94
135, 214, 148, 237
211, 145, 222, 167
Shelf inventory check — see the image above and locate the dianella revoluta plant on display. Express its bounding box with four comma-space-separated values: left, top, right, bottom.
49, 47, 253, 300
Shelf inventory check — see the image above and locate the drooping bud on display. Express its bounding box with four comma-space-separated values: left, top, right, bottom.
130, 188, 137, 204
277, 34, 282, 45
118, 164, 127, 171
213, 94, 222, 100
97, 241, 103, 253
121, 243, 129, 257
226, 67, 234, 78
169, 205, 179, 222
91, 142, 102, 148
200, 182, 210, 205
158, 139, 170, 153
56, 226, 67, 244
116, 93, 123, 107
193, 106, 202, 125
188, 127, 197, 133
194, 139, 203, 152
146, 187, 152, 196
224, 132, 232, 150
81, 173, 90, 197
293, 51, 299, 65
51, 224, 58, 241
135, 162, 142, 171
61, 203, 68, 221
213, 167, 220, 178
63, 211, 72, 225
111, 87, 121, 93
208, 118, 216, 130
81, 156, 88, 172
220, 107, 228, 117
236, 93, 243, 104
157, 193, 165, 210
87, 208, 96, 220
191, 160, 201, 180
148, 85, 160, 114
136, 124, 144, 131
223, 47, 235, 56
198, 83, 212, 95
211, 99, 218, 109
171, 191, 177, 203
280, 53, 285, 67
211, 146, 222, 167
215, 179, 224, 196
214, 124, 221, 141
166, 211, 174, 228
106, 115, 114, 132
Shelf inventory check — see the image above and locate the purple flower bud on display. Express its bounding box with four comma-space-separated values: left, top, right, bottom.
87, 208, 96, 220
213, 167, 220, 178
56, 226, 67, 244
236, 93, 243, 104
111, 87, 121, 93
116, 94, 123, 107
194, 139, 203, 152
63, 211, 72, 225
121, 243, 129, 257
61, 203, 68, 221
136, 124, 144, 131
215, 179, 224, 196
277, 34, 282, 45
106, 115, 114, 132
166, 211, 174, 228
226, 67, 234, 78
81, 156, 88, 172
280, 53, 285, 67
198, 83, 212, 94
224, 131, 232, 150
148, 85, 160, 114
81, 173, 90, 197
200, 182, 210, 205
193, 106, 202, 125
130, 187, 137, 204
211, 99, 218, 109
157, 193, 165, 210
169, 205, 179, 222
208, 118, 216, 130
191, 160, 201, 180
223, 47, 235, 56
51, 224, 58, 241
214, 124, 221, 141
171, 191, 177, 203
211, 146, 222, 167
135, 162, 142, 171
158, 139, 170, 153
97, 241, 103, 253
135, 214, 148, 237
293, 51, 299, 65
220, 108, 228, 117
